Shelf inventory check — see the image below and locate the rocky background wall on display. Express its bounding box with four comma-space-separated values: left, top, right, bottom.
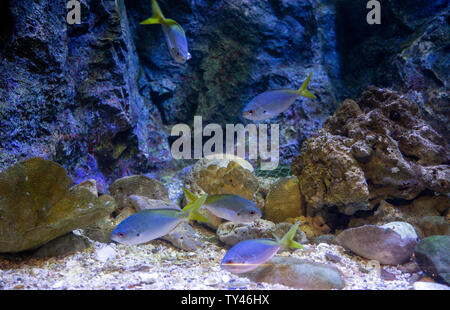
1, 0, 448, 191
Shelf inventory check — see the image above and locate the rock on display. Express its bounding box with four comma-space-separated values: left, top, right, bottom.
292, 88, 450, 216
217, 219, 306, 246
125, 195, 180, 211
413, 281, 450, 290
313, 234, 338, 245
325, 252, 341, 263
414, 235, 450, 285
348, 196, 450, 229
109, 175, 170, 209
264, 177, 303, 223
70, 179, 98, 197
0, 0, 171, 191
95, 245, 116, 263
217, 219, 276, 246
0, 158, 115, 253
416, 216, 449, 237
184, 159, 263, 229
243, 257, 345, 290
32, 233, 91, 258
336, 222, 418, 265
398, 261, 421, 274
380, 269, 397, 281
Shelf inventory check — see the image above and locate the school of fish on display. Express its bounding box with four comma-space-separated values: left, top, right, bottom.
111, 0, 317, 273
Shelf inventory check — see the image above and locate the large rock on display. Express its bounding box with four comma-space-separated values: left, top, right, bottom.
414, 235, 450, 285
336, 222, 418, 265
293, 88, 450, 215
264, 177, 303, 223
185, 159, 263, 229
0, 158, 115, 253
243, 256, 345, 290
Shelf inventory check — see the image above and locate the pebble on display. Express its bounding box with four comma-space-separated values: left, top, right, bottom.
413, 281, 450, 290
95, 246, 116, 262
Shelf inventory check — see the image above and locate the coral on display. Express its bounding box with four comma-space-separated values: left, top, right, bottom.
293, 88, 450, 215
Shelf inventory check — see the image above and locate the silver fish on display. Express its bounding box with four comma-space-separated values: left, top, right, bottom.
221, 221, 303, 273
242, 72, 316, 121
140, 0, 191, 63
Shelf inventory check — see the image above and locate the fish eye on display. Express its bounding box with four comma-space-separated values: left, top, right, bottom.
263, 110, 267, 114
249, 210, 255, 215
249, 110, 253, 114
236, 212, 241, 216
136, 233, 141, 237
118, 233, 124, 237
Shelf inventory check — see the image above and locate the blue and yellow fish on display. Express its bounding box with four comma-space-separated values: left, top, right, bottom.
183, 187, 262, 223
221, 221, 303, 273
111, 194, 208, 245
141, 0, 191, 63
242, 72, 316, 121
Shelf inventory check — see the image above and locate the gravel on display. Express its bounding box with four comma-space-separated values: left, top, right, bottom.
0, 224, 423, 290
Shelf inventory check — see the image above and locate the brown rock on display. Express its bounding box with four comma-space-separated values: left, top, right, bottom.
0, 158, 115, 253
109, 175, 170, 210
185, 160, 262, 229
264, 177, 303, 223
292, 88, 450, 216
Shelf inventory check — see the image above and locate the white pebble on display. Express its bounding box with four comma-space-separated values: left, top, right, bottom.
95, 246, 116, 262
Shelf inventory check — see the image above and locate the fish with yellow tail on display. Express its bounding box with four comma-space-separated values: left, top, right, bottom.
111, 194, 208, 245
242, 72, 316, 121
140, 0, 191, 63
183, 187, 262, 223
221, 221, 303, 273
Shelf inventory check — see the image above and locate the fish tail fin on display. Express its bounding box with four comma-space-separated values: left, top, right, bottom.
297, 72, 316, 99
181, 194, 209, 223
279, 221, 303, 250
140, 0, 165, 25
182, 187, 199, 205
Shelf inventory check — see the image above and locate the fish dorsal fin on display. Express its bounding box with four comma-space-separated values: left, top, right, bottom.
297, 72, 316, 99
279, 221, 303, 250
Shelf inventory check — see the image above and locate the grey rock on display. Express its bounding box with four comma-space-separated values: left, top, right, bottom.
413, 281, 450, 290
337, 222, 418, 265
33, 233, 91, 258
243, 256, 345, 290
414, 235, 450, 285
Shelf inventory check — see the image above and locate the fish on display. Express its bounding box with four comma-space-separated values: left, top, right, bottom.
140, 0, 191, 63
183, 187, 262, 223
111, 194, 208, 245
221, 221, 303, 273
242, 72, 316, 121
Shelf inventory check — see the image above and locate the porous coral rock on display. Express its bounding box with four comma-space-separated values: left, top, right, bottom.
185, 159, 263, 229
293, 88, 450, 215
